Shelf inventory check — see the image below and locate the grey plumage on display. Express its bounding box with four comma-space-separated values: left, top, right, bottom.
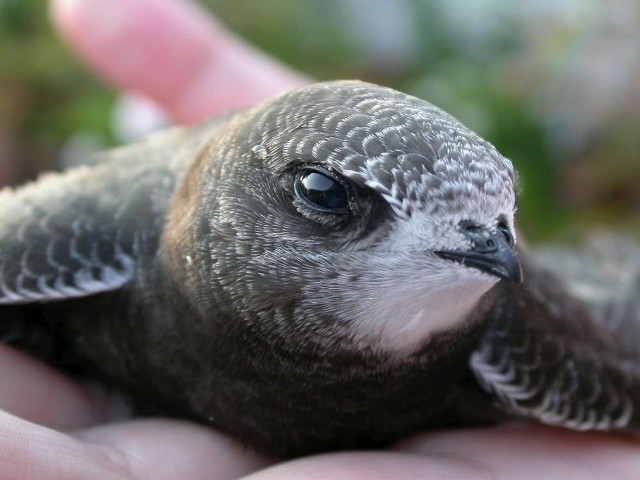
0, 80, 639, 457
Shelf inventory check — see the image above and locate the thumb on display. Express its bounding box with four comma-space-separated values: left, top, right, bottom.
50, 0, 308, 123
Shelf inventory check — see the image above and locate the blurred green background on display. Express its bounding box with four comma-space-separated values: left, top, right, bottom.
0, 0, 638, 241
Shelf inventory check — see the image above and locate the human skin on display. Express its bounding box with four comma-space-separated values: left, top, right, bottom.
0, 0, 638, 478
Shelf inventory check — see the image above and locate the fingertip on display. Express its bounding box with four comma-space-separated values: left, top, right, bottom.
50, 0, 308, 123
49, 0, 78, 29
76, 420, 272, 480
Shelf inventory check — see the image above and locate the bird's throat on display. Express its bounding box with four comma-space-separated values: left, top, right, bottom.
344, 274, 498, 355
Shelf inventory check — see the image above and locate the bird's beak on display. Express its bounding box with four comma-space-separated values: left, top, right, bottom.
435, 226, 523, 283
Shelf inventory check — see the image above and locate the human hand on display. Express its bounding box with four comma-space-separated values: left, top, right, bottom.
1, 0, 637, 478
1, 342, 636, 480
1, 348, 637, 480
52, 0, 308, 123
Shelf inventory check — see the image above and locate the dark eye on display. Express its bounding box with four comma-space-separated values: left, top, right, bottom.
498, 221, 514, 247
294, 168, 351, 212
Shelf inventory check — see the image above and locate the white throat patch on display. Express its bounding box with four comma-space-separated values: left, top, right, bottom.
345, 256, 497, 354
301, 248, 499, 356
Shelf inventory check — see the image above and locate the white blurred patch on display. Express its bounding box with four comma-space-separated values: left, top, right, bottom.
111, 93, 172, 143
59, 131, 106, 170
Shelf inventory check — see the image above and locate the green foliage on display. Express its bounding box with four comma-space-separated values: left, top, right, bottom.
0, 0, 115, 176
1, 1, 638, 238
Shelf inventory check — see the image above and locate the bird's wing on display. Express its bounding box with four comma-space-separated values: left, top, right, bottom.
470, 249, 640, 433
0, 123, 216, 304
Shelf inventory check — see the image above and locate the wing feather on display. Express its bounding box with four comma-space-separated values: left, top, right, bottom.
471, 275, 639, 432
0, 125, 207, 304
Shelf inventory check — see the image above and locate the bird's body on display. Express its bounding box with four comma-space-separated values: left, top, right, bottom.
1, 81, 639, 457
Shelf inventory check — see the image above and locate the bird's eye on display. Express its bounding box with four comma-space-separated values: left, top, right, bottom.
497, 221, 514, 247
294, 167, 351, 213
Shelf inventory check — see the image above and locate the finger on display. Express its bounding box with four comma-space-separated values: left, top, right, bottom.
74, 419, 270, 480
0, 411, 270, 480
0, 344, 106, 430
0, 410, 122, 480
395, 423, 640, 479
239, 451, 483, 480
50, 0, 308, 123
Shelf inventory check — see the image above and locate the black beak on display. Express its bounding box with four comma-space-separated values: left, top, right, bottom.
435, 225, 523, 283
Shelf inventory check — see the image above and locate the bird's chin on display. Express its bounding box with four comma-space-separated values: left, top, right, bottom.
338, 266, 497, 356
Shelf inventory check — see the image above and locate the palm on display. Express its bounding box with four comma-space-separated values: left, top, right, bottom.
1, 346, 636, 479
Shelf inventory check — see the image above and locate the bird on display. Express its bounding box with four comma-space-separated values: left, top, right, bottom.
0, 80, 639, 457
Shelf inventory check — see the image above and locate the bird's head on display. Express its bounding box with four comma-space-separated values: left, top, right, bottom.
178, 80, 520, 356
